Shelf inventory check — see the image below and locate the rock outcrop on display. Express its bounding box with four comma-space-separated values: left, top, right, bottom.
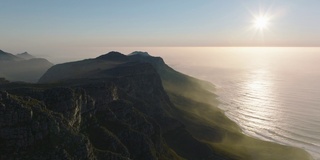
0, 90, 95, 160
0, 58, 192, 159
0, 51, 312, 160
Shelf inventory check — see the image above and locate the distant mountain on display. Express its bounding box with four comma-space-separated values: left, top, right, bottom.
129, 51, 150, 57
0, 49, 53, 83
16, 52, 35, 60
0, 50, 23, 61
96, 51, 129, 61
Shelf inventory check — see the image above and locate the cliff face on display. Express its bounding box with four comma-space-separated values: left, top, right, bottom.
0, 54, 217, 159
0, 85, 176, 159
0, 51, 312, 160
0, 90, 96, 160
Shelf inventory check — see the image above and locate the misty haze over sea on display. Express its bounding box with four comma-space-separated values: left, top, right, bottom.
48, 47, 320, 158
152, 47, 320, 159
1, 47, 318, 159
2, 1, 320, 159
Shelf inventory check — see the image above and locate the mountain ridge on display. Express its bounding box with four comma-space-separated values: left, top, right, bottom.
0, 51, 312, 160
0, 50, 23, 61
0, 49, 53, 83
129, 51, 151, 57
16, 52, 35, 60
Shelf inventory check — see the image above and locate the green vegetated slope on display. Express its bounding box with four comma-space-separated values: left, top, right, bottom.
157, 60, 312, 160
0, 51, 312, 160
127, 51, 311, 160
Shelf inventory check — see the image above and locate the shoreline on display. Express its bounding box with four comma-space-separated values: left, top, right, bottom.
0, 51, 315, 160
211, 78, 319, 160
161, 56, 319, 160
161, 70, 313, 160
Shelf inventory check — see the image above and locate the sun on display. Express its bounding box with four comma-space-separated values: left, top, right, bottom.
253, 16, 270, 30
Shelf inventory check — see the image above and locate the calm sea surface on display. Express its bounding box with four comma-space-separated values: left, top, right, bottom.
152, 47, 320, 159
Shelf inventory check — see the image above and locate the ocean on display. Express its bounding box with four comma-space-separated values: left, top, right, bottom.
150, 47, 320, 159
61, 46, 320, 159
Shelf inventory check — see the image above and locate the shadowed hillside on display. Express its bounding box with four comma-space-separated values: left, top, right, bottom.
127, 51, 312, 160
0, 51, 312, 160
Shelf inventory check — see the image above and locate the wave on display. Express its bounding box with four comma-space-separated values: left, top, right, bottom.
216, 81, 320, 159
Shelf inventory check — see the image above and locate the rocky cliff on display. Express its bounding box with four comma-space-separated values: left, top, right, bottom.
0, 53, 219, 159
0, 51, 312, 160
0, 82, 181, 159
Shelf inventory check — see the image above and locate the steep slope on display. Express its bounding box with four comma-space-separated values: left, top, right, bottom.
0, 72, 182, 159
0, 50, 53, 83
1, 56, 220, 159
127, 52, 312, 160
39, 52, 127, 83
0, 90, 96, 159
6, 51, 312, 160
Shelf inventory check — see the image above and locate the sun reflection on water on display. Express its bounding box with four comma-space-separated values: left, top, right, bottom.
237, 68, 283, 139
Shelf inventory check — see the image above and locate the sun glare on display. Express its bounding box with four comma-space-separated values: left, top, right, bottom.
253, 15, 270, 30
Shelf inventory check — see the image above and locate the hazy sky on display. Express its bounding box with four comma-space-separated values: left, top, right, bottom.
1, 0, 320, 61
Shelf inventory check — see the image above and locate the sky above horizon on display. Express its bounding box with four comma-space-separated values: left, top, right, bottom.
1, 0, 320, 60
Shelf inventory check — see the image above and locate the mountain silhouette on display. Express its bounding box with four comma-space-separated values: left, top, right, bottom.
0, 51, 311, 160
0, 50, 23, 61
16, 52, 35, 60
0, 49, 53, 82
129, 51, 150, 56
